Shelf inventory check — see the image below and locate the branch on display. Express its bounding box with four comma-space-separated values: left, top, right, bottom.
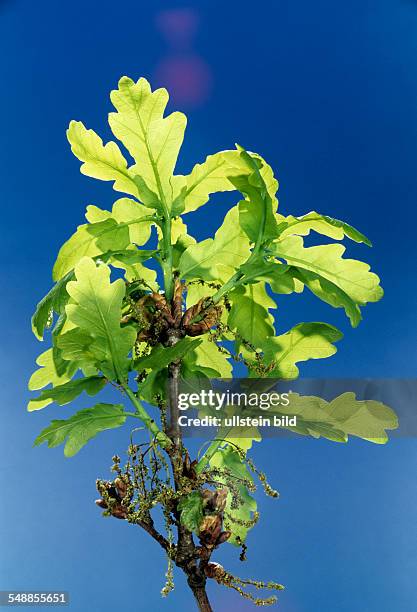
136, 517, 172, 553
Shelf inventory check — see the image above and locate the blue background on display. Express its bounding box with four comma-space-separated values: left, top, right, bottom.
1, 1, 416, 610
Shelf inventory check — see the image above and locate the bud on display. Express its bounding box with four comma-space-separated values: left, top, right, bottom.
216, 530, 231, 545
111, 505, 128, 520
199, 514, 222, 545
205, 562, 225, 580
214, 487, 228, 513
114, 477, 128, 499
95, 499, 107, 509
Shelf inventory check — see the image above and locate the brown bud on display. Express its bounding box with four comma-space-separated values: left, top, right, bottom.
199, 514, 222, 546
201, 489, 216, 511
114, 477, 128, 499
151, 293, 175, 325
181, 298, 205, 328
137, 329, 152, 342
111, 504, 128, 520
214, 487, 228, 513
184, 306, 221, 336
205, 562, 226, 580
172, 279, 184, 326
184, 452, 191, 473
182, 452, 197, 479
95, 499, 107, 509
216, 530, 231, 545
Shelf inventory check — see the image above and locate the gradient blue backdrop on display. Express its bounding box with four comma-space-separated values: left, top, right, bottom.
1, 1, 416, 611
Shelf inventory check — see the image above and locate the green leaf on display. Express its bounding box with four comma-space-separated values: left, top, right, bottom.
262, 322, 343, 378
209, 444, 257, 545
179, 206, 251, 281
290, 267, 363, 328
178, 491, 204, 533
172, 150, 242, 214
28, 375, 106, 412
109, 246, 158, 288
277, 211, 371, 246
184, 336, 233, 378
109, 76, 186, 212
28, 348, 77, 391
174, 148, 280, 216
53, 199, 153, 280
57, 328, 97, 367
33, 403, 127, 457
268, 392, 398, 444
31, 271, 74, 340
228, 283, 276, 350
232, 146, 279, 244
273, 235, 383, 326
238, 258, 300, 294
134, 338, 202, 372
65, 258, 136, 380
67, 121, 140, 198
324, 392, 398, 443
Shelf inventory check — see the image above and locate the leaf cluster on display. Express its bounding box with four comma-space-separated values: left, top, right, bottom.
29, 77, 396, 556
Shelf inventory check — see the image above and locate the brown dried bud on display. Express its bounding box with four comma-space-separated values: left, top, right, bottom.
201, 489, 218, 512
151, 293, 175, 326
183, 304, 222, 336
181, 298, 205, 328
205, 562, 226, 581
214, 487, 228, 513
182, 452, 197, 479
95, 499, 107, 509
114, 477, 128, 499
111, 504, 128, 520
172, 279, 184, 327
216, 530, 232, 545
201, 487, 228, 513
199, 514, 222, 546
137, 329, 152, 342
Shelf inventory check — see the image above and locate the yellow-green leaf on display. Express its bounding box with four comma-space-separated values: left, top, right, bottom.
67, 120, 139, 198
109, 76, 186, 212
262, 322, 343, 379
65, 258, 136, 380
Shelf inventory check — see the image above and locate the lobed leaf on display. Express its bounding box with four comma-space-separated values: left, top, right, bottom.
109, 76, 186, 213
28, 348, 77, 391
134, 338, 202, 373
53, 199, 153, 280
266, 392, 398, 444
273, 235, 383, 326
179, 207, 251, 282
31, 271, 74, 340
64, 258, 136, 381
277, 211, 371, 245
28, 375, 106, 412
67, 120, 140, 198
261, 322, 343, 379
228, 283, 276, 351
183, 336, 233, 378
33, 403, 127, 457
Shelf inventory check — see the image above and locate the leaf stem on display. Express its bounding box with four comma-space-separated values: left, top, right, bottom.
122, 385, 172, 448
160, 214, 174, 301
